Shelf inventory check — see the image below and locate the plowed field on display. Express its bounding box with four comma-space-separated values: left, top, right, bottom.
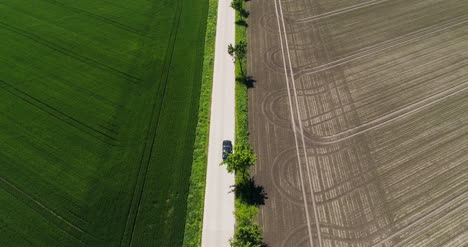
248, 0, 468, 246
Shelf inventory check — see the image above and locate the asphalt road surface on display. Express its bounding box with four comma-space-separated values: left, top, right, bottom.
201, 0, 236, 246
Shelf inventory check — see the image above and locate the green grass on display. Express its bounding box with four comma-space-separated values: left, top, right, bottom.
235, 1, 249, 145
235, 1, 249, 167
0, 0, 209, 246
233, 0, 263, 245
182, 0, 218, 246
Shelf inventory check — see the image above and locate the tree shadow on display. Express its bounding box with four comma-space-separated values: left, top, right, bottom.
240, 9, 250, 18
236, 19, 248, 27
232, 177, 268, 206
236, 75, 256, 88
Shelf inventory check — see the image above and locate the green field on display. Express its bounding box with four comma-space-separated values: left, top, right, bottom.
0, 0, 209, 246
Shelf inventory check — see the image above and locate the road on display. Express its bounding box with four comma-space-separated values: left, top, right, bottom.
201, 0, 236, 246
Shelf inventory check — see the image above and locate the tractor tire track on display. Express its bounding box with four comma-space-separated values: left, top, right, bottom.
316, 143, 467, 205
261, 79, 467, 144
119, 0, 183, 246
293, 16, 468, 80
372, 192, 468, 246
0, 176, 92, 244
320, 155, 466, 206
275, 31, 468, 96
0, 21, 141, 84
301, 62, 468, 129
305, 82, 468, 144
294, 0, 392, 23
391, 209, 467, 247
38, 0, 147, 37
0, 80, 120, 146
263, 15, 468, 76
282, 190, 466, 245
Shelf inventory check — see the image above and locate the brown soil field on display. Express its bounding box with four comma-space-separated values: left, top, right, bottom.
247, 0, 468, 246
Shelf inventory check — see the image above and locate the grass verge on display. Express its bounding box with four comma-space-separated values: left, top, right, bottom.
233, 0, 264, 246
235, 3, 249, 144
182, 0, 219, 246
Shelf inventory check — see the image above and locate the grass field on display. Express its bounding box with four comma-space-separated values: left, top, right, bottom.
0, 0, 209, 246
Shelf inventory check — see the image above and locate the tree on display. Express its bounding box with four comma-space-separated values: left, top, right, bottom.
221, 142, 256, 177
231, 0, 249, 18
228, 40, 248, 78
230, 223, 263, 247
230, 0, 243, 12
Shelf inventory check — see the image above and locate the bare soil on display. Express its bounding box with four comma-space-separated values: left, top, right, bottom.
247, 0, 468, 246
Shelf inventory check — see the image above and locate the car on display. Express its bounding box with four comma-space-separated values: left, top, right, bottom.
222, 140, 233, 160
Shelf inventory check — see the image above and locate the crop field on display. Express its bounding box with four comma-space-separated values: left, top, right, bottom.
248, 0, 468, 246
0, 0, 208, 246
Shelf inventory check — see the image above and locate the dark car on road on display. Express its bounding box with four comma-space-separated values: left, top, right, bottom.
222, 140, 233, 160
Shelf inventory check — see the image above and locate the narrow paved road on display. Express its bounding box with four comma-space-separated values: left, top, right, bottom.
201, 0, 236, 246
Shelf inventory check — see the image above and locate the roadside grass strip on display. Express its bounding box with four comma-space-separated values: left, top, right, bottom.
182, 0, 219, 246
